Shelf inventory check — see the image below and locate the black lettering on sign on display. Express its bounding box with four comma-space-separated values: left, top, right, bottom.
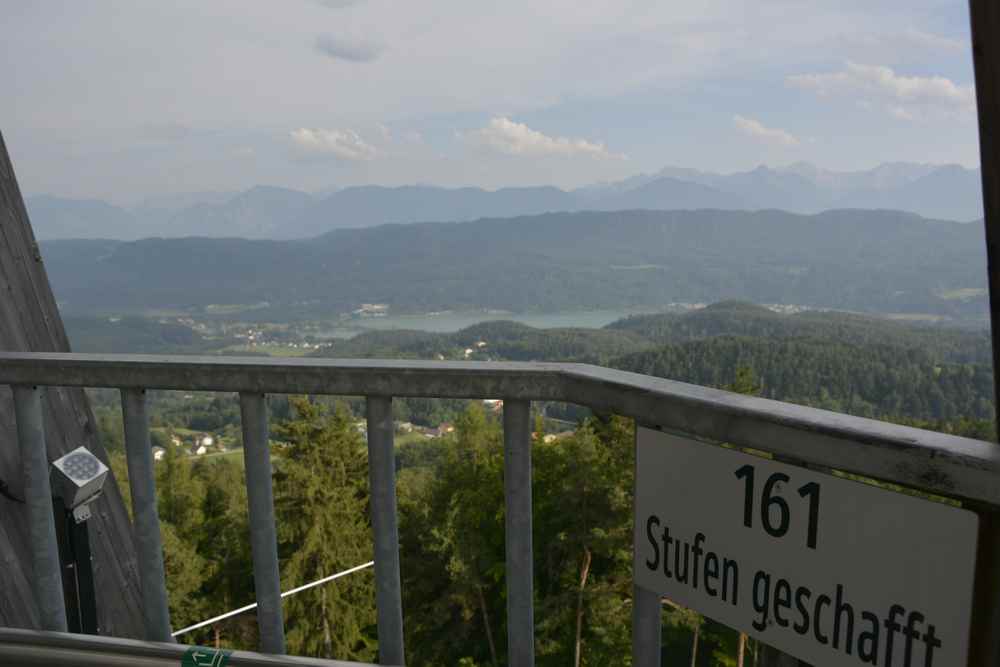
722, 558, 738, 606
645, 515, 660, 571
798, 482, 821, 549
752, 570, 771, 631
858, 611, 880, 664
833, 584, 854, 654
773, 578, 792, 628
793, 586, 812, 635
762, 473, 791, 538
703, 553, 719, 597
734, 464, 822, 549
814, 594, 831, 645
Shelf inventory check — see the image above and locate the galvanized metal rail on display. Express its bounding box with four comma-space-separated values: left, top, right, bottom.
2, 352, 1000, 666
0, 627, 374, 667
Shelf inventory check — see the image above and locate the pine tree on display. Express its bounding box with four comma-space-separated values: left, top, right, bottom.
272, 397, 376, 660
425, 403, 506, 665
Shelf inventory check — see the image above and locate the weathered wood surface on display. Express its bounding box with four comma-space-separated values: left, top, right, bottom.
0, 131, 143, 636
972, 1, 1000, 435
970, 2, 1000, 663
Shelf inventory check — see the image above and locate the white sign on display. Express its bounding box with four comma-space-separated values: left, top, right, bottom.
633, 427, 979, 667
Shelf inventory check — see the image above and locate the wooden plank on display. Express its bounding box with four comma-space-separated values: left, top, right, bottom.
0, 131, 143, 636
971, 0, 1000, 433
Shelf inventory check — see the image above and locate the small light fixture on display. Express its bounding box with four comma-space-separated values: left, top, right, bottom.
51, 447, 108, 523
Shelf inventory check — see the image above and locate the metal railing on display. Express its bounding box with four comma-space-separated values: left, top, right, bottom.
0, 627, 375, 667
2, 351, 1000, 666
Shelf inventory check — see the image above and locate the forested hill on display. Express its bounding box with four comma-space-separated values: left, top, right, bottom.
309, 303, 994, 423
63, 316, 220, 354
43, 208, 987, 317
611, 336, 994, 421
323, 320, 652, 365
602, 304, 994, 422
607, 301, 993, 364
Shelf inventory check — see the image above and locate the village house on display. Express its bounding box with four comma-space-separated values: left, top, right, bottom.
430, 422, 455, 438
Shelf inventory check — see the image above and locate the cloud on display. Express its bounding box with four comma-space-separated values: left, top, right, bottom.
289, 128, 377, 160
466, 117, 623, 159
787, 62, 975, 117
888, 106, 915, 121
314, 0, 363, 8
732, 115, 800, 146
315, 33, 383, 63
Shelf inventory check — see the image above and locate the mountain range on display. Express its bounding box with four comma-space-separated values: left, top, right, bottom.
26, 162, 983, 240
40, 208, 987, 319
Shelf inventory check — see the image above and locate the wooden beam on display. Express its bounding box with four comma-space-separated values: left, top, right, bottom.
0, 131, 143, 636
970, 0, 1000, 434
969, 1, 1000, 664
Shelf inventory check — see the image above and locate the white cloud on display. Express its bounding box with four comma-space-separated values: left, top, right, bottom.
732, 115, 800, 146
315, 33, 383, 63
787, 62, 975, 117
289, 128, 377, 160
4, 2, 983, 197
888, 106, 915, 121
466, 117, 623, 159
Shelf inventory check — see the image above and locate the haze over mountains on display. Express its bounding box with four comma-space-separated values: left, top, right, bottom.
27, 162, 983, 240
41, 209, 987, 320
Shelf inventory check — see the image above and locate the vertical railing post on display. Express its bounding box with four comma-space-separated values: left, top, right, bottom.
120, 388, 173, 642
366, 396, 405, 665
633, 424, 660, 665
13, 385, 67, 632
631, 585, 661, 666
631, 427, 785, 666
239, 392, 286, 654
503, 399, 534, 667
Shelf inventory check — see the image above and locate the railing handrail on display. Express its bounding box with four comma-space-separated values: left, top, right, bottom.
4, 350, 1000, 665
0, 351, 997, 506
0, 628, 378, 666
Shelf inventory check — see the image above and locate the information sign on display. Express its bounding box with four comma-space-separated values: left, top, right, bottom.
634, 427, 979, 666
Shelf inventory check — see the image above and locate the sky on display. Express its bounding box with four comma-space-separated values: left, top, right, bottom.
0, 0, 982, 204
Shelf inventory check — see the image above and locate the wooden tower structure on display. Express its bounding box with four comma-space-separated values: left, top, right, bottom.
0, 131, 143, 636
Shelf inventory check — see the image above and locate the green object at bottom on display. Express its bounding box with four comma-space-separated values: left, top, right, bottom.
181, 646, 232, 667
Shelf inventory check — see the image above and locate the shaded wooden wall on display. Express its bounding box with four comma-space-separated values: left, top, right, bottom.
0, 131, 143, 637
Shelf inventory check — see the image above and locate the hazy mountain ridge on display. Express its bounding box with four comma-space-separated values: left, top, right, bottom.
25, 195, 139, 240
161, 185, 314, 238
26, 162, 983, 240
40, 209, 987, 319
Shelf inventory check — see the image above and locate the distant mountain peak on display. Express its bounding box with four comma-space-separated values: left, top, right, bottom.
27, 159, 985, 241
